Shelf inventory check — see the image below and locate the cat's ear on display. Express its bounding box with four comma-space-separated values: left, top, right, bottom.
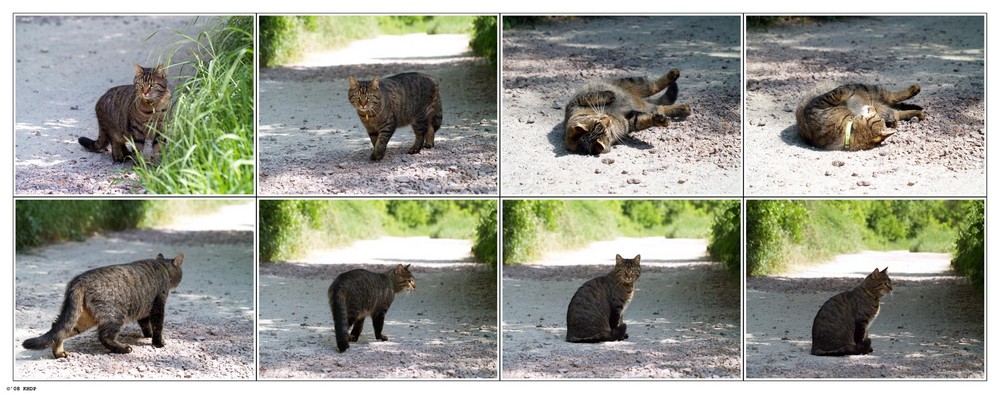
153, 64, 166, 78
370, 76, 379, 89
871, 268, 881, 276
157, 253, 165, 260
615, 254, 624, 265
133, 64, 144, 76
881, 267, 888, 274
348, 76, 358, 89
173, 252, 185, 267
405, 264, 411, 271
633, 254, 641, 263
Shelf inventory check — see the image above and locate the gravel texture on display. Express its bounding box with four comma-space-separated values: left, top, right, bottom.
501, 16, 742, 196
258, 33, 498, 195
501, 237, 740, 379
745, 16, 984, 196
258, 237, 498, 379
14, 16, 213, 195
746, 250, 984, 379
14, 203, 256, 380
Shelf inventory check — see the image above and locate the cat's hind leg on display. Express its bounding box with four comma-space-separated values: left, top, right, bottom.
349, 317, 365, 342
372, 311, 389, 341
628, 112, 672, 131
887, 84, 921, 104
612, 69, 680, 97
371, 129, 395, 161
656, 104, 692, 118
96, 320, 132, 354
408, 124, 428, 154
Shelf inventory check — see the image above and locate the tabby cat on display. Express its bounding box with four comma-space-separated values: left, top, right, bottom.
328, 264, 416, 352
811, 267, 892, 356
797, 83, 926, 150
564, 69, 691, 155
22, 253, 184, 358
348, 72, 443, 161
566, 254, 641, 343
79, 64, 171, 164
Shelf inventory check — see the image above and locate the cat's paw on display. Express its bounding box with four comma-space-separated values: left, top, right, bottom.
652, 114, 672, 127
407, 146, 423, 154
377, 334, 389, 341
666, 68, 680, 82
153, 338, 165, 348
53, 350, 69, 359
349, 334, 359, 342
370, 151, 385, 161
110, 345, 133, 354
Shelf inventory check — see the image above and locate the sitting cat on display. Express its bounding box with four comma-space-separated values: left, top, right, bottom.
566, 254, 640, 343
79, 64, 171, 164
796, 83, 926, 150
564, 69, 691, 155
22, 253, 184, 358
348, 73, 443, 161
328, 264, 415, 352
811, 267, 892, 356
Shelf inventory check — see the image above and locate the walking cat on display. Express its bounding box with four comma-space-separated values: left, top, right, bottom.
328, 264, 415, 352
22, 253, 184, 358
348, 72, 443, 161
797, 83, 926, 150
811, 267, 892, 356
564, 69, 691, 155
79, 64, 172, 164
566, 254, 641, 343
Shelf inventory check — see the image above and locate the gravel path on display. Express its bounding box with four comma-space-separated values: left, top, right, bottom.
15, 203, 256, 380
258, 33, 498, 195
501, 16, 741, 196
746, 250, 984, 379
502, 237, 740, 379
14, 16, 212, 195
745, 16, 984, 196
258, 237, 497, 379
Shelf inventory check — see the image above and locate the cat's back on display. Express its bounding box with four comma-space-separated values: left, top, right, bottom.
378, 72, 440, 96
572, 80, 636, 112
71, 257, 182, 313
329, 269, 393, 305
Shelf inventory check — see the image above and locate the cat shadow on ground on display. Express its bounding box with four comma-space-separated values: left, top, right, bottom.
547, 123, 571, 157
779, 124, 811, 148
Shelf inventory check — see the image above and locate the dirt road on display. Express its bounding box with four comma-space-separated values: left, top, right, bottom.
501, 237, 741, 379
14, 16, 211, 195
15, 202, 255, 380
258, 237, 497, 379
746, 250, 984, 378
501, 16, 742, 196
258, 33, 498, 195
745, 16, 984, 196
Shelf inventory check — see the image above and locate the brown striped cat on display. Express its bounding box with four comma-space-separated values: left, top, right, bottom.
79, 64, 171, 164
797, 83, 925, 150
564, 69, 691, 155
566, 254, 640, 343
328, 264, 415, 352
811, 267, 893, 356
348, 72, 443, 161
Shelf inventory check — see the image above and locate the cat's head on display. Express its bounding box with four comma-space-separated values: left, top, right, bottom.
565, 113, 614, 155
612, 254, 641, 284
390, 263, 416, 293
849, 105, 896, 150
348, 75, 382, 117
133, 64, 169, 104
861, 267, 892, 298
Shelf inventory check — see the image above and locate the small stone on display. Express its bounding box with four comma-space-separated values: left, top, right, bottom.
627, 178, 641, 184
908, 181, 917, 186
601, 158, 614, 165
857, 181, 871, 187
832, 160, 845, 167
678, 179, 687, 184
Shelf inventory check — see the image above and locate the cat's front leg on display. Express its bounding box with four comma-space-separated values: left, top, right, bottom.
97, 320, 132, 354
371, 129, 394, 161
137, 316, 153, 338
888, 84, 921, 104
372, 311, 389, 341
149, 295, 167, 348
894, 109, 926, 122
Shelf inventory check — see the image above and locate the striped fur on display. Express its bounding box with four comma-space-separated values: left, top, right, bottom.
564, 69, 691, 155
22, 253, 184, 358
811, 267, 893, 356
328, 264, 415, 352
348, 72, 443, 161
79, 64, 171, 163
796, 83, 925, 151
566, 254, 641, 343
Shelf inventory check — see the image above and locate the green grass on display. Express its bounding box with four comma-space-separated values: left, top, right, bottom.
15, 200, 236, 252
132, 16, 254, 194
260, 15, 486, 67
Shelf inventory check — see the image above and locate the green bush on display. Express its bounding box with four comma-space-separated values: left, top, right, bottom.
952, 200, 984, 286
470, 16, 497, 66
708, 201, 741, 277
133, 16, 255, 194
472, 203, 498, 268
746, 200, 807, 276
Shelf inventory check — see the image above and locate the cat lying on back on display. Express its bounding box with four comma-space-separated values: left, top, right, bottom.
22, 253, 184, 358
348, 73, 443, 161
328, 264, 415, 352
797, 83, 926, 150
564, 69, 691, 155
79, 64, 171, 164
811, 267, 892, 356
566, 254, 640, 343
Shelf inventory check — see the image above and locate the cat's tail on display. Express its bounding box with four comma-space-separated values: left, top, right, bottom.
654, 82, 679, 105
78, 134, 109, 153
329, 283, 351, 352
22, 286, 84, 352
